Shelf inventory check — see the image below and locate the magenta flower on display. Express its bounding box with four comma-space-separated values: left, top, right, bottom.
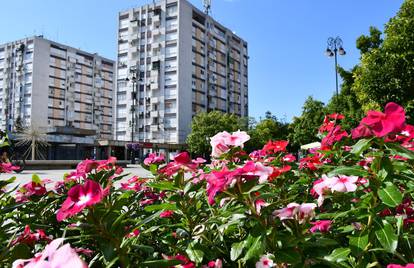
126, 229, 140, 238
203, 259, 223, 268
352, 102, 406, 138
387, 264, 414, 268
310, 220, 332, 233
160, 210, 174, 218
0, 162, 20, 173
16, 178, 51, 203
255, 199, 269, 215
12, 238, 87, 268
56, 180, 104, 222
11, 225, 51, 246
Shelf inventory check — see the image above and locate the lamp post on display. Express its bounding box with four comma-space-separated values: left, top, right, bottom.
126, 76, 137, 164
325, 37, 346, 102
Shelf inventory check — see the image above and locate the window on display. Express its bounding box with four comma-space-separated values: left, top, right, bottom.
166, 4, 177, 16
166, 32, 177, 41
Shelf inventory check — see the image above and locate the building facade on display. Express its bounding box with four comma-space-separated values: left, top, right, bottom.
0, 36, 115, 159
115, 0, 248, 146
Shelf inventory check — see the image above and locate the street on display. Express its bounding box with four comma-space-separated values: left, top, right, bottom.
3, 165, 153, 190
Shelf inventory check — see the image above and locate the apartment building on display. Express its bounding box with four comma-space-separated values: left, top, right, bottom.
115, 0, 248, 146
0, 36, 115, 159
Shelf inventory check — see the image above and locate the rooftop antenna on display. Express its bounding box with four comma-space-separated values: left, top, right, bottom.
203, 0, 211, 15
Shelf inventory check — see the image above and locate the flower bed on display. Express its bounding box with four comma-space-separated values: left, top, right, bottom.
1, 102, 414, 267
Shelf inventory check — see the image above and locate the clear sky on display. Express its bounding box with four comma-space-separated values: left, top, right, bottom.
0, 0, 404, 121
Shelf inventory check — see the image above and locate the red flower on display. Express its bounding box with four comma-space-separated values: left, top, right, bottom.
11, 225, 51, 246
57, 180, 104, 222
159, 210, 174, 218
163, 254, 195, 268
120, 176, 147, 192
126, 229, 140, 238
353, 102, 406, 138
16, 178, 51, 203
262, 140, 288, 154
299, 155, 322, 170
269, 165, 291, 180
310, 220, 332, 233
321, 125, 348, 149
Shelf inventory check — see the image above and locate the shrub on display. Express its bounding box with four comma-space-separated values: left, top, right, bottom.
1, 102, 414, 267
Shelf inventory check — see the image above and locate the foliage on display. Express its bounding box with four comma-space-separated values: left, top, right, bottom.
352, 0, 414, 115
1, 103, 414, 267
246, 111, 289, 152
186, 111, 247, 157
288, 96, 325, 149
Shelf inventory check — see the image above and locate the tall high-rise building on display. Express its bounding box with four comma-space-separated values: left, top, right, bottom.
115, 0, 248, 146
0, 36, 115, 159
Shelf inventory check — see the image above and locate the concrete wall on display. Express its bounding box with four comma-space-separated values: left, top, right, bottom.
177, 0, 193, 144
31, 37, 50, 130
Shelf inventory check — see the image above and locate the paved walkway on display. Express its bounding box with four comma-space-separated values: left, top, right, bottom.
3, 164, 153, 190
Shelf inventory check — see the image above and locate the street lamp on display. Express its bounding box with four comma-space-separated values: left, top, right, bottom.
325, 36, 346, 102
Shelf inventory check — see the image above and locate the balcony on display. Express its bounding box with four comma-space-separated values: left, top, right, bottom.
151, 97, 159, 104
150, 125, 159, 132
152, 15, 160, 27
150, 82, 159, 90
152, 27, 164, 37
150, 111, 159, 118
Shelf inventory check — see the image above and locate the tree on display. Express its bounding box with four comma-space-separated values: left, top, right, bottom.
288, 97, 325, 149
245, 112, 288, 152
352, 0, 414, 114
356, 26, 383, 54
186, 111, 247, 157
325, 66, 364, 129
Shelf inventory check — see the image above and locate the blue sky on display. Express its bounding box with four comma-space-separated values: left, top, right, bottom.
0, 0, 404, 121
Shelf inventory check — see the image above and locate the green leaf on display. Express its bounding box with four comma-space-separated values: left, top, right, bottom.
31, 174, 42, 184
243, 235, 265, 262
150, 164, 158, 174
349, 232, 369, 255
230, 240, 246, 261
385, 142, 414, 160
374, 220, 398, 253
328, 166, 368, 177
378, 184, 403, 207
274, 248, 302, 264
185, 241, 204, 264
141, 259, 182, 267
144, 203, 177, 212
351, 138, 373, 155
324, 247, 351, 263
147, 181, 179, 191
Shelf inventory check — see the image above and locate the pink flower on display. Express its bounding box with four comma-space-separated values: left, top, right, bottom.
242, 161, 273, 184
255, 199, 269, 215
326, 175, 358, 192
312, 175, 359, 206
353, 102, 406, 138
159, 152, 198, 176
387, 264, 414, 268
160, 210, 174, 218
274, 203, 317, 224
203, 259, 223, 268
310, 220, 332, 233
12, 238, 87, 268
57, 180, 104, 222
210, 130, 250, 158
143, 153, 165, 166
256, 254, 274, 268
